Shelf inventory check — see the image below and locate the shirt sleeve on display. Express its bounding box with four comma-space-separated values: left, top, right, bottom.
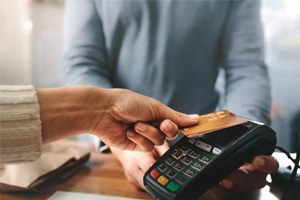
61, 0, 112, 88
219, 0, 271, 124
0, 85, 42, 163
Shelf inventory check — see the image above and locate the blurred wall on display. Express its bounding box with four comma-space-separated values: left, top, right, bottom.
0, 0, 32, 85
262, 0, 300, 151
29, 3, 63, 87
0, 0, 63, 87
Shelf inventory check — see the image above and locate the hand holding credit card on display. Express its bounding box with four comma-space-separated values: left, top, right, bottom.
181, 110, 247, 137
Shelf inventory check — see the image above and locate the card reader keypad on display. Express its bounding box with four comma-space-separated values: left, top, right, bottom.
149, 137, 219, 193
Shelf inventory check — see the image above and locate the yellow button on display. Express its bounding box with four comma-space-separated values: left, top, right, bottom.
157, 175, 169, 186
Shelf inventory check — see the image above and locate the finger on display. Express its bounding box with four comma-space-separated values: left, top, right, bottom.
135, 152, 156, 189
137, 151, 157, 171
127, 129, 155, 152
160, 119, 179, 139
155, 141, 170, 157
151, 99, 199, 126
220, 169, 267, 192
135, 151, 157, 188
219, 179, 264, 193
251, 155, 279, 173
134, 122, 166, 146
135, 169, 146, 190
122, 158, 146, 189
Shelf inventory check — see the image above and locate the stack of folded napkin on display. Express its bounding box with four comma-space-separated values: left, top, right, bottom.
0, 141, 90, 192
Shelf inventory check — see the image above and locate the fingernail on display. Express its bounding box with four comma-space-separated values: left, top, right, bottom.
188, 114, 199, 120
137, 122, 146, 132
256, 158, 265, 167
162, 121, 173, 132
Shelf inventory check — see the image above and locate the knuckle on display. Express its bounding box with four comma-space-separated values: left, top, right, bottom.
111, 104, 125, 120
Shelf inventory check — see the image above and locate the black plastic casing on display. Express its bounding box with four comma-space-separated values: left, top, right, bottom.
143, 121, 277, 200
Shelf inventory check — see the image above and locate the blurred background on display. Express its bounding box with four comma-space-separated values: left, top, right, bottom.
0, 0, 299, 152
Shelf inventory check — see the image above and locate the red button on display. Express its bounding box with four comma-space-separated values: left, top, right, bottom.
150, 169, 160, 179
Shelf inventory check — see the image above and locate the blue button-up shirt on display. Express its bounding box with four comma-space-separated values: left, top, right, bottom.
62, 0, 271, 124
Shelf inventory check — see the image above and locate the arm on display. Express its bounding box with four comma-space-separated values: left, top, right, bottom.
61, 0, 111, 87
1, 85, 198, 163
38, 86, 199, 150
220, 0, 271, 124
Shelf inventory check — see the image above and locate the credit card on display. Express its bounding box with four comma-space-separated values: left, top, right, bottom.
181, 110, 247, 138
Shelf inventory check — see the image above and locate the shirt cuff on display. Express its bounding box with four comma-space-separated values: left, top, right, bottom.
0, 85, 42, 163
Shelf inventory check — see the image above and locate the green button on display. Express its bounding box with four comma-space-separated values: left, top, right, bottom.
167, 181, 180, 192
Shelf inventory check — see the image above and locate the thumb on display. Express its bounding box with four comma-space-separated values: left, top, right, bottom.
154, 100, 199, 127
138, 152, 157, 172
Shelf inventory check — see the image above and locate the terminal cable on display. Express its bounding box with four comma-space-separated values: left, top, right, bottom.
276, 137, 300, 200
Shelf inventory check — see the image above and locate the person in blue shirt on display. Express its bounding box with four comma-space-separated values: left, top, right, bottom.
62, 0, 279, 196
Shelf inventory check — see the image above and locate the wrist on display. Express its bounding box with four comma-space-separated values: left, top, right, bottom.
37, 86, 113, 143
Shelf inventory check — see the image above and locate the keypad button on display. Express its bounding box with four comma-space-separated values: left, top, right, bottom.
157, 175, 169, 186
198, 152, 215, 164
188, 150, 199, 159
165, 169, 177, 178
165, 157, 175, 165
167, 181, 181, 192
183, 168, 196, 178
172, 149, 183, 160
150, 169, 160, 179
212, 147, 222, 155
179, 145, 190, 153
175, 176, 187, 185
173, 162, 185, 172
158, 163, 167, 172
191, 162, 204, 171
180, 156, 192, 165
195, 140, 212, 152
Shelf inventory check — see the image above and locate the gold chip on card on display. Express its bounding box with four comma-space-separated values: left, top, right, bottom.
181, 110, 247, 138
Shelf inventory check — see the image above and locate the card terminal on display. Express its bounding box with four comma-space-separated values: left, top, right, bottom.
143, 118, 276, 200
